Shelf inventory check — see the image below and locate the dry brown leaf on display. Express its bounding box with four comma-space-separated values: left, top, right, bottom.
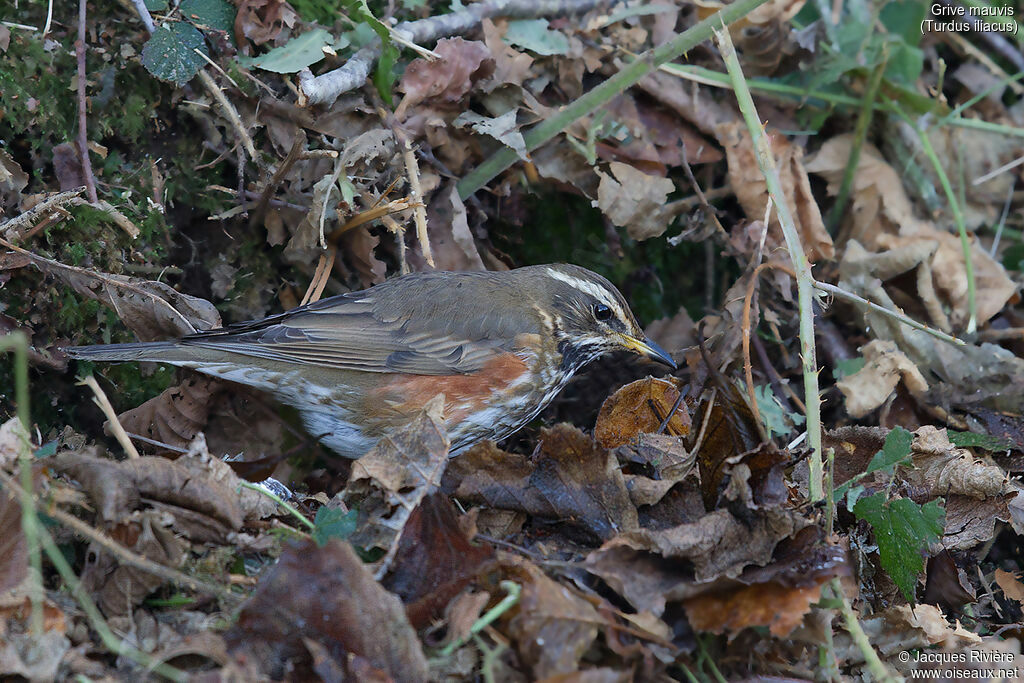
837, 340, 929, 418
12, 246, 220, 340
684, 580, 825, 637
995, 569, 1024, 605
0, 484, 26, 595
481, 19, 534, 88
396, 38, 495, 119
909, 426, 1008, 499
586, 507, 809, 615
52, 447, 245, 535
716, 120, 833, 262
234, 0, 297, 48
116, 375, 223, 452
595, 162, 676, 240
426, 183, 486, 271
806, 135, 926, 246
227, 539, 430, 681
0, 146, 28, 218
878, 230, 1015, 330
445, 425, 638, 542
594, 377, 690, 448
344, 395, 450, 561
505, 560, 603, 678
80, 511, 187, 616
386, 494, 495, 629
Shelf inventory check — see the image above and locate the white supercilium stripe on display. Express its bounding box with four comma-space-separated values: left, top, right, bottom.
545, 268, 627, 321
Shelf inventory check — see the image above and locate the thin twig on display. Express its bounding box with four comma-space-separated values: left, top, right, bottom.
129, 0, 156, 33
812, 280, 966, 347
300, 245, 337, 305
46, 503, 236, 602
197, 70, 257, 161
0, 187, 85, 243
75, 0, 99, 204
400, 137, 433, 267
828, 579, 896, 681
299, 0, 608, 105
79, 375, 141, 459
237, 480, 315, 532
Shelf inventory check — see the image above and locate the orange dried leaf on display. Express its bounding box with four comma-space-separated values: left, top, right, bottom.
594, 377, 690, 449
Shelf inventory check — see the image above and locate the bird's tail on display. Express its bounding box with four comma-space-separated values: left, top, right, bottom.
64, 341, 203, 365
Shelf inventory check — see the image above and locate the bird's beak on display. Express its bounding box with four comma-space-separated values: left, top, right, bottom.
619, 334, 677, 370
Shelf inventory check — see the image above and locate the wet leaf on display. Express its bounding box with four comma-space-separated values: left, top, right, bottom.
141, 23, 208, 86
180, 0, 235, 34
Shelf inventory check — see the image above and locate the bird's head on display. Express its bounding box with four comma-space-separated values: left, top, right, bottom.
525, 264, 677, 374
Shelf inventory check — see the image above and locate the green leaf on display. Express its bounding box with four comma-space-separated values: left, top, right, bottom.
835, 426, 914, 499
854, 493, 944, 602
145, 0, 169, 11
311, 506, 358, 546
833, 356, 865, 380
947, 430, 1015, 451
34, 440, 58, 458
753, 384, 804, 438
141, 23, 208, 86
180, 0, 235, 34
504, 19, 571, 56
340, 0, 396, 103
245, 28, 336, 73
1002, 242, 1024, 271
866, 426, 913, 475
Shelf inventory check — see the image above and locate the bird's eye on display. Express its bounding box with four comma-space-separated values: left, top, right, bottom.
593, 303, 613, 321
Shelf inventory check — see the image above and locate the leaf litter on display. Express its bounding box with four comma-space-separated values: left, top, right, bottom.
2, 0, 1024, 679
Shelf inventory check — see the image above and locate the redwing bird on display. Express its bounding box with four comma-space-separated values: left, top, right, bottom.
66, 264, 676, 458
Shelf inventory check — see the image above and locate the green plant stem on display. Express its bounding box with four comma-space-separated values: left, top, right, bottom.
37, 508, 189, 681
829, 53, 887, 234
661, 64, 1024, 140
715, 27, 824, 501
456, 0, 770, 199
438, 580, 521, 657
894, 105, 977, 334
238, 480, 315, 532
830, 578, 896, 682
0, 470, 188, 681
0, 332, 42, 635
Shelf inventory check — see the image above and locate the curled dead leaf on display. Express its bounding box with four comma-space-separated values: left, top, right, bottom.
594, 377, 690, 449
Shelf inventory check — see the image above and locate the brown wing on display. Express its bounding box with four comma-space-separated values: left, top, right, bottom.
178, 284, 507, 375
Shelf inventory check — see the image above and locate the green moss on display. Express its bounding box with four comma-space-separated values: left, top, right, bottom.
0, 33, 78, 146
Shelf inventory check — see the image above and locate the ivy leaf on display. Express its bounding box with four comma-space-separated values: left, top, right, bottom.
854, 493, 944, 602
311, 506, 358, 547
141, 23, 208, 85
